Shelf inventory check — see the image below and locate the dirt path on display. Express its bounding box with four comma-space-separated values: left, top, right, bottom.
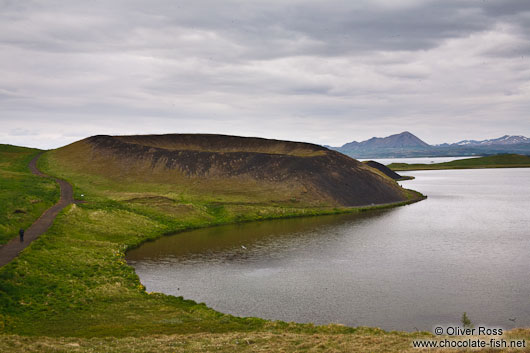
0, 153, 73, 267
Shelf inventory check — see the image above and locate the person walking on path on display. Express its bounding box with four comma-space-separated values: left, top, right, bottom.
0, 153, 73, 268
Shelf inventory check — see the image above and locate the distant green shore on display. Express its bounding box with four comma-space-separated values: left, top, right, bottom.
388, 154, 530, 171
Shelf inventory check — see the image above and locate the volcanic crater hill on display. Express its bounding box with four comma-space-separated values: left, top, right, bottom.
49, 134, 408, 207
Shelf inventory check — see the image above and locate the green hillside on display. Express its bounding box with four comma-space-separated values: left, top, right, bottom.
0, 145, 58, 244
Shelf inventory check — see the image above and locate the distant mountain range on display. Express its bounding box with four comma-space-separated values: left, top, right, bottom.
329, 132, 530, 158
438, 135, 530, 147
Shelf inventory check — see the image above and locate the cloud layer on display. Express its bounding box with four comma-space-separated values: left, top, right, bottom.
1, 0, 529, 148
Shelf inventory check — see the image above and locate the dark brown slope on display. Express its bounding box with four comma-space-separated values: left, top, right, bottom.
54, 134, 407, 207
363, 161, 403, 180
113, 134, 326, 156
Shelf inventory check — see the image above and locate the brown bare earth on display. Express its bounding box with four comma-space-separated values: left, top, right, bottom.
52, 134, 408, 207
0, 154, 73, 267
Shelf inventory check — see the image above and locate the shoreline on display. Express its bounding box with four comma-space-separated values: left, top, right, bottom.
124, 190, 427, 332
387, 154, 530, 172
391, 165, 530, 171
124, 189, 426, 252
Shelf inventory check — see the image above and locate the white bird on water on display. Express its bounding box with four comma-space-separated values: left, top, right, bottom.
241, 245, 247, 250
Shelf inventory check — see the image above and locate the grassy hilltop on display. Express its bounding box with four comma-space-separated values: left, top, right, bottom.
0, 135, 436, 352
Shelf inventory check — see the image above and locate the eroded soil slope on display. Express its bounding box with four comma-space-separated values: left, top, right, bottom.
50, 134, 407, 207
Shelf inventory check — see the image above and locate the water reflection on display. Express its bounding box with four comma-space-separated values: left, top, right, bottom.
127, 168, 530, 331
127, 210, 390, 265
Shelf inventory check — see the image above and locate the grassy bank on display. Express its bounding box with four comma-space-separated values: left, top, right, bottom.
2, 330, 529, 352
0, 148, 428, 351
0, 145, 59, 244
389, 154, 530, 171
0, 331, 431, 353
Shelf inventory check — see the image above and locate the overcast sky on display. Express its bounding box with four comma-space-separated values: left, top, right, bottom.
1, 0, 529, 149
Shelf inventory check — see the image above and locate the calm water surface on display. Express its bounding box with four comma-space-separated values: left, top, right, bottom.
127, 168, 530, 331
358, 156, 481, 165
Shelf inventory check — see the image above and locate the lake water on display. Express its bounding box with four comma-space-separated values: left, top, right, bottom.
358, 156, 481, 165
127, 168, 530, 331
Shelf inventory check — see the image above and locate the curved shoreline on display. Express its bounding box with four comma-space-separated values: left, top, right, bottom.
124, 189, 426, 252
125, 191, 428, 328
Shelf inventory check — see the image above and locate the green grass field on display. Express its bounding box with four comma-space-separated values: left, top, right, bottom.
0, 145, 59, 244
0, 330, 437, 353
4, 330, 529, 352
388, 154, 530, 171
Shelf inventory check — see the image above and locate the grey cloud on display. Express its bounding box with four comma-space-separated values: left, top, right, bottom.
1, 0, 529, 149
2, 0, 526, 57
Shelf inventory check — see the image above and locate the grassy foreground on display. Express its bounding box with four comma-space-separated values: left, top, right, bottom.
0, 145, 58, 244
2, 330, 529, 352
0, 331, 441, 353
0, 147, 434, 351
389, 154, 530, 171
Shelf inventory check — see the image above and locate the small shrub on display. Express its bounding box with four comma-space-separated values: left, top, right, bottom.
461, 312, 473, 328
